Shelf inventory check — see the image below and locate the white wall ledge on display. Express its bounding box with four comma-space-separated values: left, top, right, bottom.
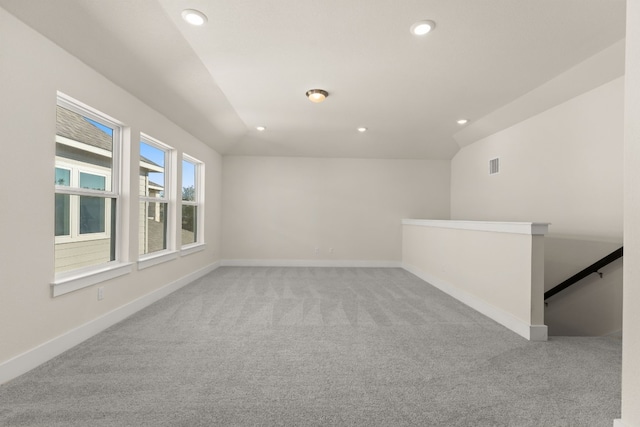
180, 243, 206, 257
51, 262, 134, 297
402, 219, 550, 236
137, 250, 178, 270
402, 220, 547, 341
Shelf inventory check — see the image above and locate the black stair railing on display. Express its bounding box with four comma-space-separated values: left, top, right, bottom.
544, 247, 623, 300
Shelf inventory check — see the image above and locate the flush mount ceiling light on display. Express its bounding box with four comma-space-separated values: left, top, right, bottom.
182, 9, 207, 26
410, 20, 436, 36
357, 127, 368, 133
457, 119, 469, 125
306, 89, 329, 103
256, 126, 266, 131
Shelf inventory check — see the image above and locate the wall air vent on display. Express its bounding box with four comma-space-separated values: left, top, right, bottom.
489, 157, 500, 175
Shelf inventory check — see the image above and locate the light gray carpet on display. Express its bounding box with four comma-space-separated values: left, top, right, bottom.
0, 267, 621, 426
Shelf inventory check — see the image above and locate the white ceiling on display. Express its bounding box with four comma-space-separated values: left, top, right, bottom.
0, 0, 627, 159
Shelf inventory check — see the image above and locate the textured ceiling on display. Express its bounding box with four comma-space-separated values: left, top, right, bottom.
0, 0, 627, 159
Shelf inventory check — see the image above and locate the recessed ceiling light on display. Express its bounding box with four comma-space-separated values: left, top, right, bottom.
410, 20, 436, 36
182, 9, 207, 26
256, 126, 266, 131
457, 119, 469, 125
357, 127, 368, 133
306, 89, 329, 103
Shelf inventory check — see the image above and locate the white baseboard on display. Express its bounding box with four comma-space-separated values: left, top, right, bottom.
613, 419, 627, 427
402, 262, 547, 342
0, 261, 220, 386
221, 259, 402, 268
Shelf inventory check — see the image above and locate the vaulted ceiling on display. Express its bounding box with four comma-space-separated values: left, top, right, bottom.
0, 0, 627, 159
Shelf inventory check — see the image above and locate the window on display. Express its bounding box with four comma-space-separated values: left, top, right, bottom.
54, 95, 124, 283
181, 155, 203, 248
79, 173, 107, 234
55, 167, 71, 237
139, 136, 173, 258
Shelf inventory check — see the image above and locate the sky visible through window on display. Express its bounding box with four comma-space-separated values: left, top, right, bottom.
83, 117, 195, 191
182, 160, 195, 192
140, 142, 165, 193
140, 143, 164, 167
84, 117, 113, 137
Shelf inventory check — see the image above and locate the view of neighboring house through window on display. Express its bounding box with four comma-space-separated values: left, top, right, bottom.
54, 98, 120, 274
181, 155, 203, 247
139, 137, 172, 256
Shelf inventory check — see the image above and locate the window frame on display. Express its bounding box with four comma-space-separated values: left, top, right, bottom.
180, 153, 205, 255
54, 166, 72, 237
54, 160, 113, 243
138, 134, 178, 269
52, 93, 132, 296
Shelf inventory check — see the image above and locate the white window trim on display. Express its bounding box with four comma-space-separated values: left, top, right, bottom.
51, 262, 134, 297
180, 242, 206, 256
181, 154, 205, 249
138, 250, 178, 270
53, 92, 129, 296
138, 134, 176, 265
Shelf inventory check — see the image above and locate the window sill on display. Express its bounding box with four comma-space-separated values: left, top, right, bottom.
138, 250, 178, 270
51, 262, 133, 297
181, 243, 206, 257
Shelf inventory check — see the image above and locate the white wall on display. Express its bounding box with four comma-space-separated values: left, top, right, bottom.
0, 7, 222, 370
222, 156, 450, 264
621, 0, 640, 424
402, 222, 546, 341
451, 76, 624, 336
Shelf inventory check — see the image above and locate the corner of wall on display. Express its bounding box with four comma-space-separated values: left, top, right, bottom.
0, 262, 220, 386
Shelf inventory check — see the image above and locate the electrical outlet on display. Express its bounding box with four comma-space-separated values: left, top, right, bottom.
329, 248, 334, 254
315, 247, 320, 254
97, 287, 104, 301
